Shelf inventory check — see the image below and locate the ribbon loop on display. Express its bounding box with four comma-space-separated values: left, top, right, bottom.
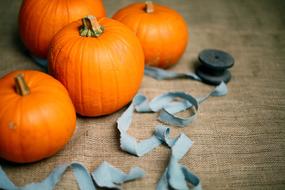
91, 161, 144, 189
156, 133, 201, 190
0, 162, 144, 190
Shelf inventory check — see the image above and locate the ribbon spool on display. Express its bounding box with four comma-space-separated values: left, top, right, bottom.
196, 49, 235, 85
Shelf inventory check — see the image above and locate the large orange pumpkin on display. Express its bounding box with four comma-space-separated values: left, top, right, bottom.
0, 70, 76, 163
19, 0, 106, 59
48, 16, 144, 117
113, 1, 189, 68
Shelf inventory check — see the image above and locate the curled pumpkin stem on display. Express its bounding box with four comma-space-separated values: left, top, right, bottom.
80, 15, 104, 37
15, 73, 30, 96
145, 1, 154, 13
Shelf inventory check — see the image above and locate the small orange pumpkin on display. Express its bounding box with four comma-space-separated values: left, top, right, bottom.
113, 1, 189, 68
19, 0, 106, 59
48, 16, 144, 117
0, 70, 76, 163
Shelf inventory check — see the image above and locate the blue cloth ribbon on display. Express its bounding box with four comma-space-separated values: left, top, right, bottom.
0, 162, 144, 190
144, 66, 201, 81
117, 81, 227, 190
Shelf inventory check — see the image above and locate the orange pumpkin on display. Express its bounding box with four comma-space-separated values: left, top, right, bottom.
0, 70, 76, 163
48, 16, 144, 117
19, 0, 106, 59
113, 1, 189, 68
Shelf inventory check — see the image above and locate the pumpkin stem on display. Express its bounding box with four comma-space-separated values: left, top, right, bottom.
145, 1, 154, 13
80, 15, 104, 37
15, 73, 30, 96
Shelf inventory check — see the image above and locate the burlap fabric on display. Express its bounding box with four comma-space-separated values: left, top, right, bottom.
0, 0, 285, 189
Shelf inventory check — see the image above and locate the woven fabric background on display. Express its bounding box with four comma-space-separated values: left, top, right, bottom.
0, 0, 285, 189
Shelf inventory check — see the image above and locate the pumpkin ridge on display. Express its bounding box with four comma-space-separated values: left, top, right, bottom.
20, 85, 72, 162
39, 97, 72, 159
99, 27, 142, 115
65, 37, 90, 114
109, 33, 143, 108
19, 0, 37, 49
0, 96, 19, 129
19, 0, 35, 49
92, 29, 133, 114
157, 17, 175, 67
119, 12, 145, 37
50, 35, 79, 79
49, 42, 67, 78
18, 98, 28, 162
78, 38, 87, 114
35, 0, 55, 57
24, 0, 50, 58
65, 0, 70, 23
135, 14, 146, 35
79, 38, 95, 115
63, 37, 82, 98
94, 37, 104, 114
102, 36, 120, 112
35, 103, 53, 160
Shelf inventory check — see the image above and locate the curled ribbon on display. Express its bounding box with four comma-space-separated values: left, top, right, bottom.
118, 81, 227, 189
0, 162, 144, 190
